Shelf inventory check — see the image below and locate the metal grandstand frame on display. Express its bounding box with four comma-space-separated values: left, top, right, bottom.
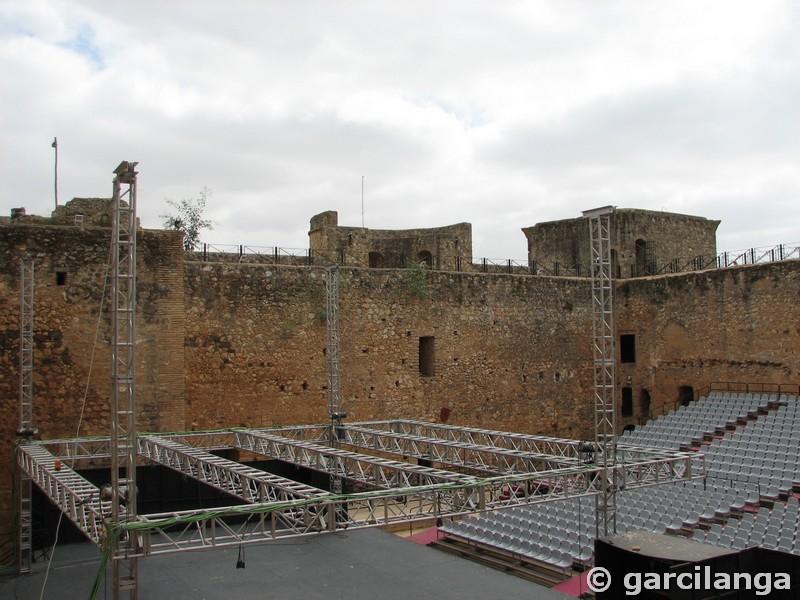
584, 206, 618, 538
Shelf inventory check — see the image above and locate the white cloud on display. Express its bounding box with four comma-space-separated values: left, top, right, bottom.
1, 0, 798, 260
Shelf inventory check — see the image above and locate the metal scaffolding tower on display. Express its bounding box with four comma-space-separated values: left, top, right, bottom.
16, 257, 35, 574
110, 161, 140, 599
326, 267, 342, 425
584, 206, 618, 539
325, 266, 345, 495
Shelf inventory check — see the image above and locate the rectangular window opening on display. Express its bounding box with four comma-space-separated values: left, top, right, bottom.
419, 336, 435, 377
55, 271, 67, 286
620, 334, 636, 363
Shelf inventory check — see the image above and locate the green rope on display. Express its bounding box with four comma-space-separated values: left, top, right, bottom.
88, 524, 120, 600
118, 464, 595, 535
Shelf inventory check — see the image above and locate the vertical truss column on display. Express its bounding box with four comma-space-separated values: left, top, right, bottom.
325, 266, 344, 495
17, 257, 35, 574
326, 266, 341, 424
584, 206, 617, 539
111, 161, 139, 599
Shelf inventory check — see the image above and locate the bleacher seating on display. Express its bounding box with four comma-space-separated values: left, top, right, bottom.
441, 390, 800, 573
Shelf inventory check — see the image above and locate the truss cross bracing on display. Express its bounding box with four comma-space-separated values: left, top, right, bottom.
18, 258, 34, 436
325, 266, 342, 423
111, 161, 139, 598
584, 205, 618, 539
370, 420, 586, 462
325, 266, 343, 496
19, 423, 703, 559
138, 436, 329, 502
17, 257, 35, 574
337, 424, 578, 474
232, 430, 474, 489
17, 444, 116, 546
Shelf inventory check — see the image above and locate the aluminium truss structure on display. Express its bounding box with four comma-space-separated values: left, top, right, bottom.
584, 206, 618, 538
110, 161, 140, 599
14, 189, 700, 594
16, 257, 35, 574
17, 421, 704, 559
325, 266, 344, 496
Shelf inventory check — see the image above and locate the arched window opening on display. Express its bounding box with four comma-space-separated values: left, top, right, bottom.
417, 250, 433, 268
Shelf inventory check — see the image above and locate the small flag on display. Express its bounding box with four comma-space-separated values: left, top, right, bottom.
52, 137, 57, 148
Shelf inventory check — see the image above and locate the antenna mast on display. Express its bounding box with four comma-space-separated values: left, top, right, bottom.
52, 137, 58, 210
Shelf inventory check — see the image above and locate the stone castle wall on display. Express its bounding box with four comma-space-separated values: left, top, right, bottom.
616, 262, 800, 424
1, 213, 798, 541
309, 210, 472, 269
523, 209, 720, 278
183, 263, 594, 435
0, 224, 185, 536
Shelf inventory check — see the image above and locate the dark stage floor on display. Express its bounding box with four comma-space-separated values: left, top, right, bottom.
1, 528, 569, 599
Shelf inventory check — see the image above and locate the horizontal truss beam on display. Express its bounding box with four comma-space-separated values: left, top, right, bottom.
16, 444, 115, 546
367, 420, 586, 462
22, 422, 704, 556
41, 425, 689, 475
232, 430, 475, 489
338, 424, 576, 473
138, 436, 329, 502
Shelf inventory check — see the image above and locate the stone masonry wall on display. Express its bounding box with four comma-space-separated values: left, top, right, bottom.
615, 210, 719, 277
523, 209, 719, 278
184, 263, 595, 437
616, 261, 800, 423
309, 210, 472, 269
2, 217, 799, 543
0, 224, 185, 538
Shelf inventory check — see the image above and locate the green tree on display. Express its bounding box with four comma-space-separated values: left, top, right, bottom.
161, 187, 214, 251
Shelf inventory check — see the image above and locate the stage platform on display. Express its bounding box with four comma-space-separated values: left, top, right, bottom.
1, 528, 570, 600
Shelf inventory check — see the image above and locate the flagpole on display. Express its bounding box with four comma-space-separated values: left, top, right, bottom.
52, 137, 58, 210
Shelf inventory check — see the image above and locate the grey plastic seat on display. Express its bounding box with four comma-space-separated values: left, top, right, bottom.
550, 550, 574, 570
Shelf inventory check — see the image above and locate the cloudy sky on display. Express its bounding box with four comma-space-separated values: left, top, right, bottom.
1, 1, 798, 259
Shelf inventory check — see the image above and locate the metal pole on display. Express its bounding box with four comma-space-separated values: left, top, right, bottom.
52, 137, 58, 210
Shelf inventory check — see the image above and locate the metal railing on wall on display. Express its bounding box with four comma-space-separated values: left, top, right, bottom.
638, 381, 800, 426
698, 381, 800, 399
629, 242, 800, 278
187, 240, 799, 278
188, 245, 536, 273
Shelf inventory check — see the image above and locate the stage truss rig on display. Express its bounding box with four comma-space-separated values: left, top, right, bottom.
17, 419, 704, 557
